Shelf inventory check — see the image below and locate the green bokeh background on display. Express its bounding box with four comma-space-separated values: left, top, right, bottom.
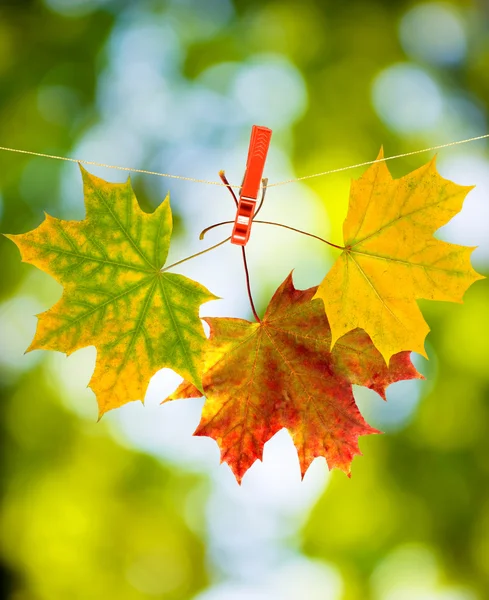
0, 1, 488, 599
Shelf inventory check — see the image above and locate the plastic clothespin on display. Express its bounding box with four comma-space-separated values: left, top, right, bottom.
231, 125, 272, 246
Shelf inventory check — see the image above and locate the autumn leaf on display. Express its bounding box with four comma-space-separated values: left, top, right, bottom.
164, 274, 421, 482
314, 150, 484, 363
5, 166, 217, 416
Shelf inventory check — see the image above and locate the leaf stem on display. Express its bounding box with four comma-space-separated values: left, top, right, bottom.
200, 219, 344, 250
199, 220, 233, 240
219, 170, 238, 207
241, 246, 261, 322
161, 237, 231, 272
253, 220, 345, 250
219, 171, 267, 322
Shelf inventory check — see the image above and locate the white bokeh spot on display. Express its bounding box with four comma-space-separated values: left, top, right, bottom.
372, 64, 444, 133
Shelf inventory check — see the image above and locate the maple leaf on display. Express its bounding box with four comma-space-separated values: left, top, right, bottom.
5, 166, 217, 416
314, 150, 484, 362
164, 274, 421, 482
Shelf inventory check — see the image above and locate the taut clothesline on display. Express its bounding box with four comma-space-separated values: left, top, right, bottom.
0, 132, 488, 189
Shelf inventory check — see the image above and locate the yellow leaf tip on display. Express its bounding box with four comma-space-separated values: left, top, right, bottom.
96, 403, 112, 421
418, 346, 429, 360
25, 341, 39, 354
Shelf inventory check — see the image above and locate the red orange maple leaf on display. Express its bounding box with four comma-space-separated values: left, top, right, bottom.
164, 274, 422, 482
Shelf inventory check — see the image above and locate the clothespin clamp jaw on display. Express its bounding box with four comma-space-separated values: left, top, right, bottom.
231, 125, 272, 246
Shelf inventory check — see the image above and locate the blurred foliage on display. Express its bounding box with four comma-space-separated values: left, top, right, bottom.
0, 0, 113, 296
0, 0, 488, 599
0, 367, 208, 600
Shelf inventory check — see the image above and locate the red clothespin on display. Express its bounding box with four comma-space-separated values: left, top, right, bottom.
231, 125, 272, 246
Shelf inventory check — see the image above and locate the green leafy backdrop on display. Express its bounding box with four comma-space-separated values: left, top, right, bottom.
0, 1, 488, 599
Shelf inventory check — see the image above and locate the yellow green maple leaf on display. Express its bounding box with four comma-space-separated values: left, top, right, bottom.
314, 149, 484, 362
5, 166, 217, 416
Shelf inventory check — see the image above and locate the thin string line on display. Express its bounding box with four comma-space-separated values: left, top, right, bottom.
268, 133, 489, 187
1, 131, 488, 189
0, 145, 228, 187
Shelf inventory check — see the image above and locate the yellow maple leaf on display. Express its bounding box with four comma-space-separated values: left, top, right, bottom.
5, 166, 217, 416
314, 149, 484, 362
